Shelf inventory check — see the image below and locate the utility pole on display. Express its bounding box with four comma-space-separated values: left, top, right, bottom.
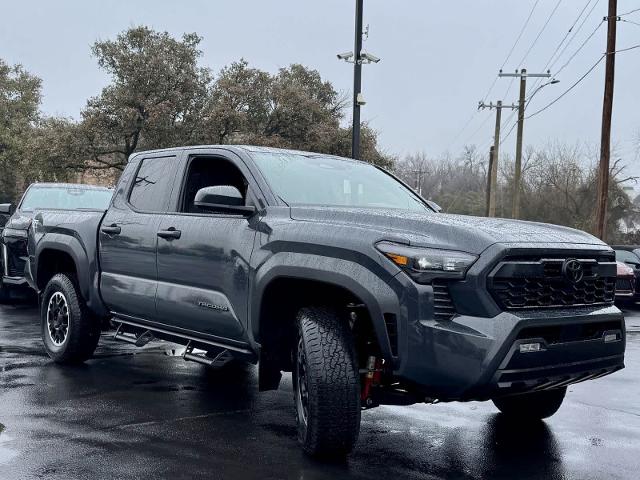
352, 0, 364, 159
499, 69, 551, 219
486, 146, 495, 217
478, 100, 518, 217
595, 0, 618, 241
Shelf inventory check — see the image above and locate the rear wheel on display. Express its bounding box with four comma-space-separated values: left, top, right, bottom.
293, 306, 361, 457
41, 273, 100, 364
492, 387, 567, 420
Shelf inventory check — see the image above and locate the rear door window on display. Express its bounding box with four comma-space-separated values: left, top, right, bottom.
128, 157, 176, 212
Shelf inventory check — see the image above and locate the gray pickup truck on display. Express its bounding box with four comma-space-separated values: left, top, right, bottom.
26, 145, 626, 456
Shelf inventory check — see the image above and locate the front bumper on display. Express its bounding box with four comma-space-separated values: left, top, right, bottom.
392, 279, 625, 401
1, 235, 28, 287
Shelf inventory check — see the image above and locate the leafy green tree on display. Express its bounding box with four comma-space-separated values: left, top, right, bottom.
75, 26, 211, 172
0, 59, 42, 202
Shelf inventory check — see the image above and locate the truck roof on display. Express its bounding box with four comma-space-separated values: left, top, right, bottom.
129, 145, 365, 164
28, 183, 113, 191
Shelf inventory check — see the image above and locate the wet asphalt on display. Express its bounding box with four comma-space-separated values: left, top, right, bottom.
0, 304, 639, 480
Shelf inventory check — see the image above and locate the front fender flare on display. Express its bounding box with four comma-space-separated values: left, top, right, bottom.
250, 252, 404, 362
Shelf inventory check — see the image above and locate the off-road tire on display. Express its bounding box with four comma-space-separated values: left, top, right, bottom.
41, 273, 100, 364
492, 387, 567, 420
293, 306, 361, 457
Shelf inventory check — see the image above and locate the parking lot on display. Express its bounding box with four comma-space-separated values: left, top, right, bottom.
0, 303, 638, 480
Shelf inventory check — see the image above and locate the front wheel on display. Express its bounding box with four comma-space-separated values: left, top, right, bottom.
293, 306, 361, 457
492, 387, 567, 420
41, 273, 100, 364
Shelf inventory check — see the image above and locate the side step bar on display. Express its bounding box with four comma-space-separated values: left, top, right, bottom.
111, 316, 254, 356
182, 342, 234, 367
114, 324, 155, 347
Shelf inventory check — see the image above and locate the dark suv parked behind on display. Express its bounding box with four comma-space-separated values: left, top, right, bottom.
0, 183, 113, 303
26, 146, 626, 456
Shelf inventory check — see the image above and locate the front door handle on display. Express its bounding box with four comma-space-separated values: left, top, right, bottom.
157, 228, 181, 240
101, 224, 121, 235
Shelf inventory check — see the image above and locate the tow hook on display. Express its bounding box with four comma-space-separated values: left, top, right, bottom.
361, 355, 383, 408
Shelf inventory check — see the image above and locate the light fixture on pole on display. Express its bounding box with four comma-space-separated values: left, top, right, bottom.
337, 0, 381, 159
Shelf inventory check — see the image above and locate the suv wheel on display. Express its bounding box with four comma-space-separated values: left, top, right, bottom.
41, 273, 100, 364
293, 306, 361, 457
492, 387, 567, 420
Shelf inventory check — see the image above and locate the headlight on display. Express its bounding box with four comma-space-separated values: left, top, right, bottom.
376, 241, 478, 283
2, 228, 28, 239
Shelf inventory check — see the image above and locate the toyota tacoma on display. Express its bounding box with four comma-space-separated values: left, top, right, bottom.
26, 145, 626, 456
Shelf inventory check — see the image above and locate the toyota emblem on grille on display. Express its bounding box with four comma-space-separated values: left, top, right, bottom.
562, 259, 584, 283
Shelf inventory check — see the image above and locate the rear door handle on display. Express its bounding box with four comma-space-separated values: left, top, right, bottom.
101, 224, 121, 235
157, 228, 181, 240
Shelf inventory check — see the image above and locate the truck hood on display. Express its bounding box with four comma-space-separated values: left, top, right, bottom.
289, 206, 605, 254
3, 211, 35, 233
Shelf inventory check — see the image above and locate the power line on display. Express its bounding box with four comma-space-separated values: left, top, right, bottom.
543, 0, 595, 70
499, 110, 518, 145
529, 0, 597, 92
480, 0, 541, 104
548, 0, 602, 71
613, 43, 640, 54
517, 0, 563, 67
554, 19, 605, 76
525, 54, 605, 119
619, 7, 640, 17
446, 111, 480, 152
501, 0, 541, 71
504, 42, 639, 139
620, 18, 640, 27
504, 0, 563, 100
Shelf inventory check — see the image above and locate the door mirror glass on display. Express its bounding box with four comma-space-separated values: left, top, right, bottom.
0, 203, 14, 215
194, 186, 255, 216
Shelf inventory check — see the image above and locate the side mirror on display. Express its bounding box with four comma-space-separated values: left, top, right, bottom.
426, 200, 442, 213
0, 203, 14, 215
194, 186, 256, 216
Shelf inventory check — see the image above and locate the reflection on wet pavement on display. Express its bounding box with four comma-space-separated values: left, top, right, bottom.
0, 303, 639, 479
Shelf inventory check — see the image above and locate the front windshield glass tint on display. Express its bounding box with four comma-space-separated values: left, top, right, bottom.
251, 152, 429, 212
21, 187, 113, 211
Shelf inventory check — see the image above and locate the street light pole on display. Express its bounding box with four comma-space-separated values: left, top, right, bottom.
352, 0, 364, 159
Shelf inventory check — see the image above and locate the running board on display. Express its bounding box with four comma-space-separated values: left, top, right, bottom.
182, 342, 233, 367
113, 324, 155, 347
111, 316, 254, 356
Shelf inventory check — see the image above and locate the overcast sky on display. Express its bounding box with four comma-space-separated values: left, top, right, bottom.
1, 0, 639, 167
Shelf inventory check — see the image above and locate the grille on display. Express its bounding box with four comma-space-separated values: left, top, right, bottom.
616, 278, 633, 292
517, 320, 623, 344
489, 257, 616, 310
5, 239, 27, 278
433, 281, 456, 320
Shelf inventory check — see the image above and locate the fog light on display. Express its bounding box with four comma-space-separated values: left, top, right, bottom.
604, 333, 619, 343
519, 342, 542, 353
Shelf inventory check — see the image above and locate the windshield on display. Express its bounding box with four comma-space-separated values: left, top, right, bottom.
251, 152, 429, 212
616, 249, 640, 265
21, 186, 113, 211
